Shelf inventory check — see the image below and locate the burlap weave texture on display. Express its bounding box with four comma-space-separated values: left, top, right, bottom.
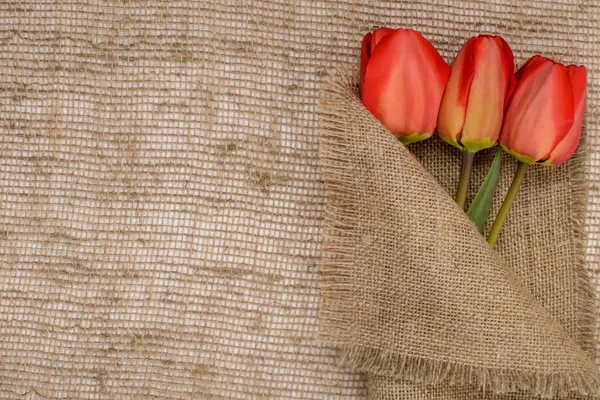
1, 0, 599, 399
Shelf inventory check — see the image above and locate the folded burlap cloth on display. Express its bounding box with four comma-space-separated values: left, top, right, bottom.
318, 73, 600, 399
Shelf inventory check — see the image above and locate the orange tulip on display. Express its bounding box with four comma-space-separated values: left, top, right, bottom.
360, 28, 451, 144
437, 35, 516, 153
487, 56, 587, 247
499, 55, 587, 166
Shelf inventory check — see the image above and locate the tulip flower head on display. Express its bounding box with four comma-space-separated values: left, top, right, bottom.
437, 35, 516, 153
499, 55, 587, 166
360, 28, 451, 144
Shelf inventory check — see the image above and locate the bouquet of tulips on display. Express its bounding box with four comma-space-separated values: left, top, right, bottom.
360, 28, 587, 247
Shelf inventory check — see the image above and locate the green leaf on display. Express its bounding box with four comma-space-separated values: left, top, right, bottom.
467, 148, 502, 233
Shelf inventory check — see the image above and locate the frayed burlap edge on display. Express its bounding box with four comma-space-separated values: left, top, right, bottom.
318, 70, 362, 347
317, 69, 600, 399
569, 138, 598, 360
338, 346, 600, 399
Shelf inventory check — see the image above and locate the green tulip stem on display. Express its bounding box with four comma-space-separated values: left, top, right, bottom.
487, 161, 529, 248
455, 151, 475, 210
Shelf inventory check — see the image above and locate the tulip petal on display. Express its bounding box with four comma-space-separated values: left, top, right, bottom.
499, 38, 517, 107
360, 32, 372, 92
361, 29, 394, 94
462, 36, 514, 150
362, 29, 450, 136
436, 37, 477, 146
500, 59, 574, 162
370, 28, 394, 53
546, 66, 587, 165
513, 55, 552, 83
408, 30, 451, 135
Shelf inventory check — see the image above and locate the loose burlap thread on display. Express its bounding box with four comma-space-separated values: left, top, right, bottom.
1, 1, 600, 399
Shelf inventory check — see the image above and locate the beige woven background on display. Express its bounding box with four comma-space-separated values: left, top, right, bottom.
0, 0, 598, 398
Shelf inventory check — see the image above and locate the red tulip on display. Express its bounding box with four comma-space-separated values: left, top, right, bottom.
360, 28, 451, 144
437, 35, 516, 153
500, 55, 587, 166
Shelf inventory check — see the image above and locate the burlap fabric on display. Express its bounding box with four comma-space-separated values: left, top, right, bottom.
1, 1, 599, 399
319, 74, 598, 398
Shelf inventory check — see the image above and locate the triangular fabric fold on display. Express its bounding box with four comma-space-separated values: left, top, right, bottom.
318, 72, 600, 398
